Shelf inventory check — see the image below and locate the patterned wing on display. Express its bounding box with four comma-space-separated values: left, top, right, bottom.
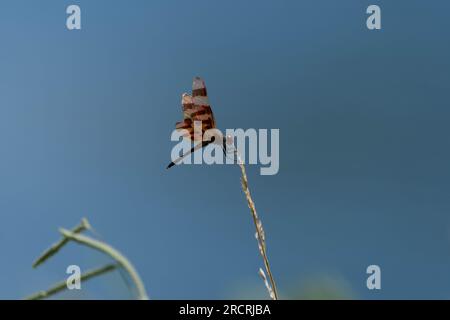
175, 77, 216, 141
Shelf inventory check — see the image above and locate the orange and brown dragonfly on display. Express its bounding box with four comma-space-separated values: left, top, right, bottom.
166, 77, 227, 169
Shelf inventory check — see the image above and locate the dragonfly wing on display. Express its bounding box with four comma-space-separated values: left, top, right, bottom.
168, 77, 218, 169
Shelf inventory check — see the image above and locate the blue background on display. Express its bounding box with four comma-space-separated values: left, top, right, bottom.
0, 0, 449, 299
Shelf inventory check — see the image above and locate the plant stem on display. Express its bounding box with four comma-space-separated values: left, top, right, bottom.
25, 263, 117, 300
237, 156, 279, 300
32, 218, 91, 268
59, 229, 149, 300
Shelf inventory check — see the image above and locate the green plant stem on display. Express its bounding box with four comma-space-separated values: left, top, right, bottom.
32, 218, 91, 268
59, 229, 149, 300
25, 263, 117, 300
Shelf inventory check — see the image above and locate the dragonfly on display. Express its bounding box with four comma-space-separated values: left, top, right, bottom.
166, 77, 229, 169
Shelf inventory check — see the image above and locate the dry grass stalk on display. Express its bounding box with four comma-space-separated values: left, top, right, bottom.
237, 154, 279, 300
